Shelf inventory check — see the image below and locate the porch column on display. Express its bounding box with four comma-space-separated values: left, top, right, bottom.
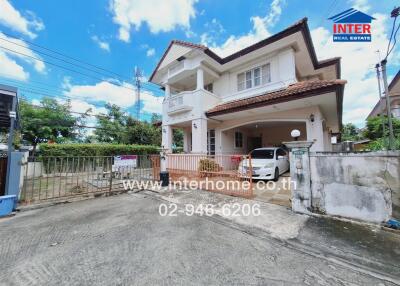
161, 125, 173, 172
183, 127, 191, 153
283, 141, 313, 214
196, 68, 204, 90
191, 118, 207, 154
162, 125, 173, 153
165, 84, 170, 98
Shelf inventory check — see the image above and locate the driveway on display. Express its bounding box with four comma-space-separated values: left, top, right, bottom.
0, 192, 398, 285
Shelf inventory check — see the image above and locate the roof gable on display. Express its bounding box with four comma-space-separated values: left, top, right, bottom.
158, 43, 193, 70
389, 70, 400, 93
150, 18, 341, 82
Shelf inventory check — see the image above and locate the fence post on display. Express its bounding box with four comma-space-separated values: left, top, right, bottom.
283, 141, 313, 214
108, 157, 113, 194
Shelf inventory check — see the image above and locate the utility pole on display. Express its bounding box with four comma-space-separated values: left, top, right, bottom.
134, 67, 142, 120
375, 63, 387, 148
377, 6, 399, 150
380, 59, 395, 150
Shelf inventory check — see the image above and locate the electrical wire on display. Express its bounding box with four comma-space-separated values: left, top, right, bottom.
0, 32, 162, 93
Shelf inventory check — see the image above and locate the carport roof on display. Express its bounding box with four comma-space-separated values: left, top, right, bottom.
205, 79, 346, 118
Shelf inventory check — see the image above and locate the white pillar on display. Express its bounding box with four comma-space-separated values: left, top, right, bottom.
161, 125, 173, 172
162, 125, 173, 153
196, 68, 204, 90
183, 128, 191, 153
191, 118, 207, 154
165, 84, 170, 98
307, 115, 325, 152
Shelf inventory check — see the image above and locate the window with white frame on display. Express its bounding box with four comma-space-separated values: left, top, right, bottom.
234, 131, 243, 148
237, 63, 271, 91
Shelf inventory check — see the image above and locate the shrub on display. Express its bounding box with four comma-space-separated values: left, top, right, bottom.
198, 158, 222, 172
38, 143, 160, 157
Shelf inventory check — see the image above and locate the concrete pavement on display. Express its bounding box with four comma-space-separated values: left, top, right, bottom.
0, 191, 398, 285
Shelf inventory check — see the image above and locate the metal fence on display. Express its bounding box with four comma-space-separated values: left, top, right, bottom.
167, 154, 253, 198
20, 155, 160, 204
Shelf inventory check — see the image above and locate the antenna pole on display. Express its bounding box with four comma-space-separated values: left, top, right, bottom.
135, 67, 142, 120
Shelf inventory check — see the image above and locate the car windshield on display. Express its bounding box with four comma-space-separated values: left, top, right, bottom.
251, 149, 275, 159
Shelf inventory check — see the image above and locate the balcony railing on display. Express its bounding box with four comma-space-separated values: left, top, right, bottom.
168, 94, 184, 109
164, 89, 220, 117
167, 91, 194, 115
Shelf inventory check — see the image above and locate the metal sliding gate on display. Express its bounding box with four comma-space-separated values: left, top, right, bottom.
167, 154, 253, 198
20, 155, 160, 205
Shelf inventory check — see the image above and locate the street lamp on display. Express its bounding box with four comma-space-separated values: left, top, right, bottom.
291, 129, 301, 141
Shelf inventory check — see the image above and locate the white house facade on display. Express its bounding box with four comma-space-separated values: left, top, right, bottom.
150, 18, 346, 155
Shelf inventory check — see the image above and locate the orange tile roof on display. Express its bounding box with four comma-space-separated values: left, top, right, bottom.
206, 80, 346, 117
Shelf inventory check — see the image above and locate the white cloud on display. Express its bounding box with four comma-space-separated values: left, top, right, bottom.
200, 18, 225, 47
110, 0, 198, 42
0, 0, 44, 38
91, 35, 110, 52
146, 48, 155, 57
0, 50, 29, 80
350, 0, 371, 12
0, 31, 46, 80
203, 0, 285, 57
0, 32, 45, 72
63, 79, 163, 114
311, 12, 399, 126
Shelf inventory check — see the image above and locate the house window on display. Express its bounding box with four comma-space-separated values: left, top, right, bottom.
204, 83, 213, 93
261, 63, 271, 84
234, 131, 243, 148
237, 63, 271, 91
237, 73, 245, 91
207, 129, 215, 155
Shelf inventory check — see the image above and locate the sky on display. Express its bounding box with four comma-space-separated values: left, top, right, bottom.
0, 0, 399, 127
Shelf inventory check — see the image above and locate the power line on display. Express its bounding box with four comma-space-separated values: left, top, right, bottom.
386, 6, 400, 59
3, 83, 155, 120
0, 45, 163, 95
0, 32, 163, 93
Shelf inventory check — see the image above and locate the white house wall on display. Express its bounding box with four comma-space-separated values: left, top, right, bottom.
213, 48, 296, 103
159, 44, 192, 70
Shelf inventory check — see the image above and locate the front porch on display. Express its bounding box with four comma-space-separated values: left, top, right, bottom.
162, 106, 332, 155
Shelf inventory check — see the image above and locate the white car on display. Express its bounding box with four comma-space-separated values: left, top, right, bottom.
239, 147, 290, 181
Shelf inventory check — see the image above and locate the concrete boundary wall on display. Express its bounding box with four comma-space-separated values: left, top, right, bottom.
309, 151, 400, 223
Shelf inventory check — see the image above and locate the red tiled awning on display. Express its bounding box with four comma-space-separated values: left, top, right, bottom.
206, 80, 346, 117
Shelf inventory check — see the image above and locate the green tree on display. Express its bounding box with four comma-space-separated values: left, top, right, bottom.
363, 116, 400, 140
126, 117, 161, 146
173, 129, 183, 148
341, 123, 361, 141
19, 98, 82, 153
150, 113, 162, 124
94, 104, 162, 146
94, 103, 129, 144
364, 116, 400, 150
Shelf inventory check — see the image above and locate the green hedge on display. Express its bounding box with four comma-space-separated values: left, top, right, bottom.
38, 143, 160, 157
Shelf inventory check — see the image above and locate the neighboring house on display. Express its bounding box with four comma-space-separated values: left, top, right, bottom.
150, 18, 346, 154
368, 70, 400, 119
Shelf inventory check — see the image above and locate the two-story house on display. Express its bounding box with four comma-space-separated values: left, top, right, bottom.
150, 18, 346, 155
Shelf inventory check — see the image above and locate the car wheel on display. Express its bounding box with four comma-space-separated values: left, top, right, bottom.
273, 167, 279, 182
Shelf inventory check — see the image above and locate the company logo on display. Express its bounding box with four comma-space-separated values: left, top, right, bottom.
328, 8, 376, 42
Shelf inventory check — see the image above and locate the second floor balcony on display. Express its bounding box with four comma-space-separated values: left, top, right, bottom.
163, 66, 221, 123
164, 88, 220, 118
